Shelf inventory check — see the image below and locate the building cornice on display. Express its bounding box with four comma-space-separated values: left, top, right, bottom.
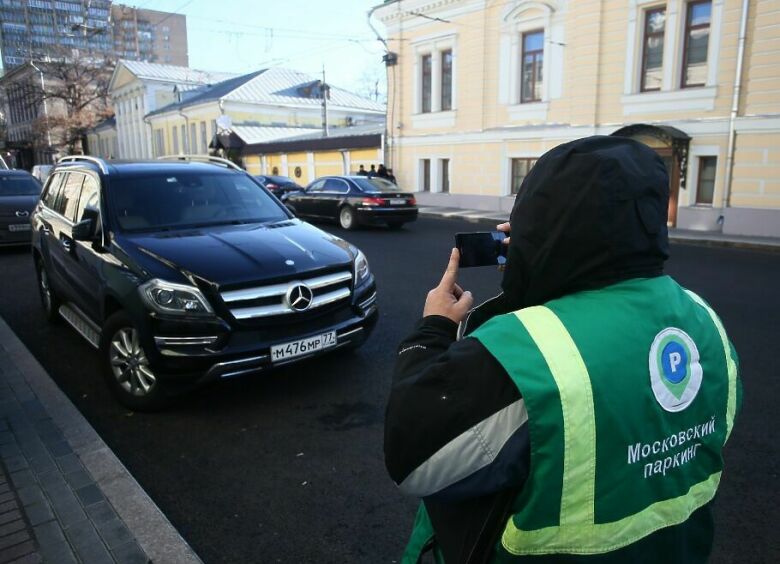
375, 0, 485, 26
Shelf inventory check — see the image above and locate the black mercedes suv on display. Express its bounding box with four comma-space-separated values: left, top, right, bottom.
30, 155, 378, 410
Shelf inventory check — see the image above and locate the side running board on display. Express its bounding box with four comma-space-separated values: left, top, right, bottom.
59, 304, 101, 349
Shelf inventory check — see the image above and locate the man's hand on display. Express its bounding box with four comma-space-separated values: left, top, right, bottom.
423, 248, 474, 324
497, 222, 511, 245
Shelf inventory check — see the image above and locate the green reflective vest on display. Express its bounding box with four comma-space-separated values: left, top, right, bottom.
402, 276, 739, 563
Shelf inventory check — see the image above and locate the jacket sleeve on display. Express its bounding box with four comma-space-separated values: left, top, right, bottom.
384, 315, 530, 502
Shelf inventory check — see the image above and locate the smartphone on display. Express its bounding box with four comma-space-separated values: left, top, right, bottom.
455, 231, 508, 268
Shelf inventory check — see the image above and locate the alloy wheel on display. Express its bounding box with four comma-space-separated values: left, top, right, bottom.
109, 328, 156, 396
340, 207, 354, 230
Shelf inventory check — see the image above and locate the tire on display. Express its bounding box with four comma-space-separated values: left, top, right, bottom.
387, 221, 405, 230
339, 206, 357, 230
100, 311, 169, 411
36, 259, 60, 323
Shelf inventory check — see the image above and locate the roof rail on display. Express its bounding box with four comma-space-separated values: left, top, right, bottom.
157, 154, 243, 171
57, 155, 109, 174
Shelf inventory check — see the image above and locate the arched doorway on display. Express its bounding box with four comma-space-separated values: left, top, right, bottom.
611, 124, 690, 227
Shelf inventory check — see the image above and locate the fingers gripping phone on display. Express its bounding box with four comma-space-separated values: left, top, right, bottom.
456, 232, 508, 268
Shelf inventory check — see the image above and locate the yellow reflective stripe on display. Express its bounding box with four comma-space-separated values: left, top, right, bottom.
514, 306, 596, 526
501, 471, 721, 555
685, 290, 738, 442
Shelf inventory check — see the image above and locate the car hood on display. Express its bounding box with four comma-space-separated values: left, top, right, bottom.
0, 195, 39, 218
118, 219, 355, 288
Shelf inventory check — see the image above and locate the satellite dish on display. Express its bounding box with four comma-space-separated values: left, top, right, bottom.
216, 115, 232, 131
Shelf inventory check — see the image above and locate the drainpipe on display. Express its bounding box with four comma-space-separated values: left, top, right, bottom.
178, 111, 190, 153
721, 0, 750, 224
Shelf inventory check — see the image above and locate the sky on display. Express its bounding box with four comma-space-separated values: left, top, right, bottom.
135, 0, 388, 100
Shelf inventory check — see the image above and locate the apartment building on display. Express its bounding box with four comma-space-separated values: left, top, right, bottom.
373, 0, 779, 237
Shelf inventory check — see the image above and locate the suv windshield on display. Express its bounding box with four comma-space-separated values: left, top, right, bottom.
351, 177, 399, 193
109, 172, 288, 232
0, 175, 41, 196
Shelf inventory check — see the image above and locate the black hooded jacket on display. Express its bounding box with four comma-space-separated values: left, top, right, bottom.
384, 137, 714, 562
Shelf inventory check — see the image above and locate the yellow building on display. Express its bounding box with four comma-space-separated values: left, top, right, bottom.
144, 67, 385, 166
373, 0, 780, 237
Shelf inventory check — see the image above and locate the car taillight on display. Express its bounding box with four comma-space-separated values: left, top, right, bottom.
361, 197, 385, 206
267, 183, 279, 189
408, 197, 416, 205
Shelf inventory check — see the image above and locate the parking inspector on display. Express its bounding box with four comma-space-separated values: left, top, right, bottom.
384, 136, 742, 563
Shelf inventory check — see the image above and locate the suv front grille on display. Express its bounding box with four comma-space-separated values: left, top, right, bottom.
220, 271, 352, 320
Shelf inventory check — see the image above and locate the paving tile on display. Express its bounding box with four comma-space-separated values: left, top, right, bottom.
76, 541, 114, 564
36, 471, 66, 496
8, 470, 34, 490
24, 502, 54, 527
84, 501, 117, 526
16, 485, 45, 508
0, 539, 36, 562
0, 492, 14, 504
7, 552, 43, 564
0, 517, 26, 537
37, 539, 77, 564
26, 455, 55, 478
0, 529, 31, 550
3, 456, 29, 473
0, 509, 22, 526
96, 518, 133, 549
0, 432, 14, 446
0, 500, 18, 514
74, 484, 104, 507
33, 520, 66, 548
0, 443, 22, 459
49, 490, 86, 528
111, 540, 149, 564
54, 454, 82, 476
63, 470, 92, 491
43, 441, 71, 458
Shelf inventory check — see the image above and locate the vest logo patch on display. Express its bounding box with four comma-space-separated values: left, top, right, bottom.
649, 328, 703, 412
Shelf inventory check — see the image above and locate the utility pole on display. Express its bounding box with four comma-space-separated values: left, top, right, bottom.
321, 66, 329, 137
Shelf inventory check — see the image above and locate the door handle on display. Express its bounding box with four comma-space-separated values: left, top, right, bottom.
42, 225, 51, 235
61, 238, 72, 251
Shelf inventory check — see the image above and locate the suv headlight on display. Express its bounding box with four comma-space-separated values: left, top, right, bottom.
354, 250, 371, 286
139, 279, 214, 316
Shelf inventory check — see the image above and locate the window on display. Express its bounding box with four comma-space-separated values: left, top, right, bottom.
640, 8, 665, 92
440, 159, 450, 193
510, 158, 537, 195
172, 126, 179, 154
190, 124, 197, 154
421, 54, 432, 113
155, 130, 165, 157
75, 175, 99, 223
200, 122, 207, 153
57, 173, 84, 221
521, 30, 544, 103
695, 156, 716, 205
307, 179, 326, 192
180, 125, 187, 152
441, 49, 453, 111
682, 1, 711, 88
323, 178, 349, 193
421, 159, 431, 192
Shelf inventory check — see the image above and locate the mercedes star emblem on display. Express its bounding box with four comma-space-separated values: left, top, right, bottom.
286, 284, 313, 312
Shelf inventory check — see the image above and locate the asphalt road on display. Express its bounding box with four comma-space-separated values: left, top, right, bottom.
0, 216, 777, 564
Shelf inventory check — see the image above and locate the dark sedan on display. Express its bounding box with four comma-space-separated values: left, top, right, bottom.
285, 176, 418, 230
0, 170, 41, 246
254, 175, 304, 199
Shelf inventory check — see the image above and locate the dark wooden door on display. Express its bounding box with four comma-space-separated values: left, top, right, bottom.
656, 149, 679, 227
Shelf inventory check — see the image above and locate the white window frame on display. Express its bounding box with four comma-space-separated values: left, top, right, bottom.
411, 31, 457, 128
438, 157, 451, 194
685, 145, 720, 207
622, 0, 723, 114
416, 158, 432, 192
501, 151, 542, 196
498, 1, 565, 122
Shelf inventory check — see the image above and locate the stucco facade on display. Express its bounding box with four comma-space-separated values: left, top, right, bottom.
374, 0, 779, 236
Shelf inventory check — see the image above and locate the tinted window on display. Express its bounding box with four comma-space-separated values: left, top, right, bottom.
109, 172, 288, 232
76, 175, 100, 223
0, 174, 41, 196
43, 174, 64, 208
352, 177, 400, 193
267, 176, 297, 185
323, 178, 349, 193
56, 173, 84, 221
307, 180, 326, 192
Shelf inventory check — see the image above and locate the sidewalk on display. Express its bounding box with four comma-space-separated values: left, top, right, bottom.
417, 206, 780, 251
0, 317, 201, 564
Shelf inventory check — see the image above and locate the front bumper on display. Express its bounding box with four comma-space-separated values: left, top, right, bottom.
355, 207, 418, 225
0, 224, 32, 246
143, 285, 378, 390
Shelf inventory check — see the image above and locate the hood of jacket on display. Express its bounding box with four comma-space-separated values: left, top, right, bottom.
501, 135, 670, 311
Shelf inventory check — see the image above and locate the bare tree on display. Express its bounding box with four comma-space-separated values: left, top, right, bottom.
27, 52, 114, 155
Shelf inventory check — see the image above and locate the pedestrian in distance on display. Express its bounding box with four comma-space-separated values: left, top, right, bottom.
377, 164, 389, 179
387, 168, 397, 184
357, 164, 368, 176
384, 135, 742, 564
367, 164, 377, 178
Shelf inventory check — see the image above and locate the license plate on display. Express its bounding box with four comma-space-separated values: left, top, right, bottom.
270, 331, 337, 363
390, 198, 406, 205
8, 224, 31, 232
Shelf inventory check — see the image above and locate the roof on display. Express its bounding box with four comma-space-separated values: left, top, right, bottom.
117, 60, 238, 85
147, 67, 385, 117
241, 124, 383, 155
230, 125, 322, 145
91, 116, 116, 133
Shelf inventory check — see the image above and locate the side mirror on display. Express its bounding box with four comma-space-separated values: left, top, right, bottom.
72, 207, 100, 241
